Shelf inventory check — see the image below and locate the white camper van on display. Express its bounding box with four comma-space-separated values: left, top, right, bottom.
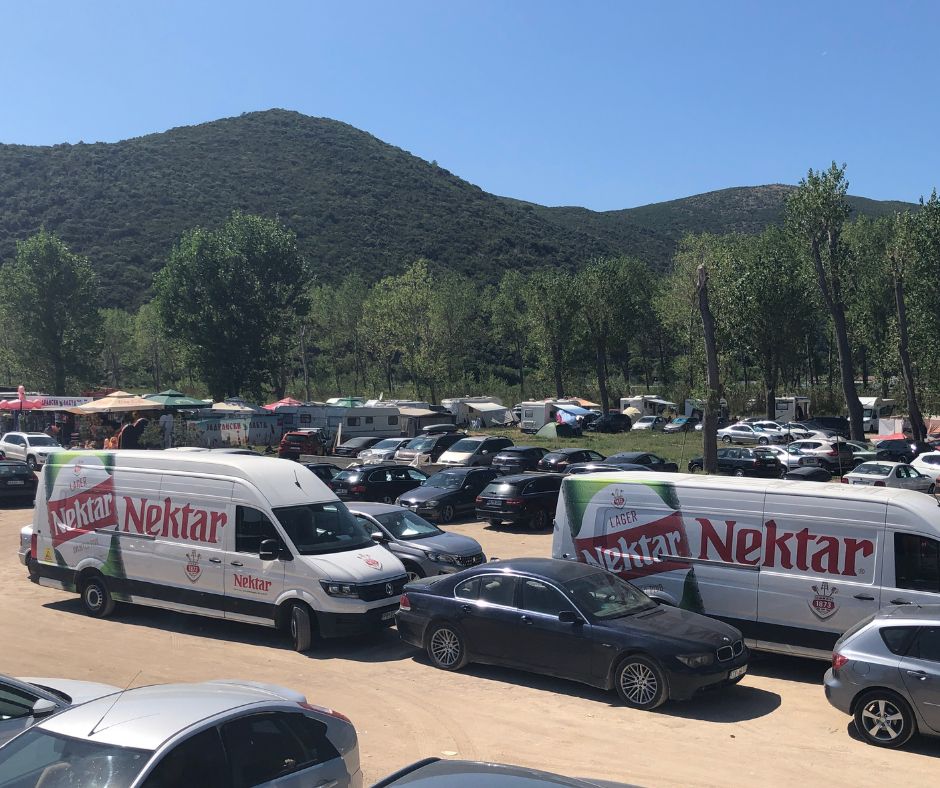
553, 471, 940, 659
860, 396, 895, 433
26, 451, 407, 651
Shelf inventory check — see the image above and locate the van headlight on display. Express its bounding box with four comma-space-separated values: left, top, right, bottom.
320, 581, 361, 598
676, 653, 715, 668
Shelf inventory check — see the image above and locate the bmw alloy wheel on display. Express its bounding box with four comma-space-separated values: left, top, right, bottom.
429, 626, 463, 669
620, 663, 658, 706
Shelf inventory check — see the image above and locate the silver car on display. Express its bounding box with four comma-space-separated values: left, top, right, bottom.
347, 502, 485, 582
357, 438, 411, 464
0, 680, 362, 786
717, 423, 782, 445
825, 605, 940, 748
0, 674, 120, 747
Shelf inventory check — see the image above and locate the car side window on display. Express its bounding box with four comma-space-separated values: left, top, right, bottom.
235, 507, 282, 555
477, 575, 517, 607
389, 467, 410, 481
880, 626, 918, 656
220, 713, 312, 788
142, 727, 229, 788
455, 577, 480, 599
910, 627, 940, 663
521, 579, 570, 616
588, 451, 604, 461
368, 470, 387, 484
407, 469, 426, 481
894, 532, 940, 593
0, 683, 40, 720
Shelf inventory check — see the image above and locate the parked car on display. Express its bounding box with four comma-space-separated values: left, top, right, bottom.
491, 446, 549, 475
911, 451, 940, 481
825, 605, 940, 749
396, 558, 748, 710
474, 473, 564, 530
663, 416, 699, 433
694, 417, 729, 432
303, 462, 344, 485
373, 758, 635, 788
438, 436, 514, 467
606, 452, 679, 473
347, 503, 485, 582
750, 421, 798, 443
783, 466, 833, 482
586, 413, 632, 433
333, 436, 384, 457
329, 463, 429, 503
687, 447, 782, 477
845, 440, 877, 464
803, 416, 850, 438
0, 674, 120, 747
0, 681, 362, 786
357, 437, 411, 463
791, 439, 857, 473
564, 462, 650, 475
633, 415, 668, 431
717, 423, 781, 446
397, 467, 499, 523
536, 448, 605, 472
0, 460, 38, 502
394, 431, 467, 464
278, 429, 326, 460
876, 438, 934, 465
0, 432, 63, 470
760, 444, 801, 474
842, 461, 936, 494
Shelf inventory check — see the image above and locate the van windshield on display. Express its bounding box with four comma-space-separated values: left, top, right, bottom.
273, 501, 373, 554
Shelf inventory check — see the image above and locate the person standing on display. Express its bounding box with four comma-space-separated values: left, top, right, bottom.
159, 411, 174, 449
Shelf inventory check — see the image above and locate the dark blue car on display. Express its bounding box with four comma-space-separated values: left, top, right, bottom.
396, 558, 748, 710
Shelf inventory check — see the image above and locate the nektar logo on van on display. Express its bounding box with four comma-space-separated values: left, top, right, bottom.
47, 476, 118, 547
121, 497, 228, 544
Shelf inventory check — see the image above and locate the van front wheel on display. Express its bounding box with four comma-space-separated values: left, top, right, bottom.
289, 604, 314, 652
81, 576, 115, 618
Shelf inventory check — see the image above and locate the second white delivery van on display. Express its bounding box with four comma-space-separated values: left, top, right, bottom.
26, 450, 407, 651
553, 471, 940, 658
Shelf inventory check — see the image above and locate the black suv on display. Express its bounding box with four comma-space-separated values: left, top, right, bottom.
876, 438, 933, 464
334, 436, 384, 457
397, 467, 499, 523
803, 416, 850, 439
329, 463, 428, 502
586, 413, 632, 433
537, 448, 606, 472
394, 432, 466, 463
475, 473, 564, 530
491, 446, 549, 474
688, 447, 782, 477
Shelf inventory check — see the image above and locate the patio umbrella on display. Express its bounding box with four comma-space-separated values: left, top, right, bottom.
145, 390, 211, 408
76, 391, 163, 414
211, 402, 256, 413
263, 397, 304, 411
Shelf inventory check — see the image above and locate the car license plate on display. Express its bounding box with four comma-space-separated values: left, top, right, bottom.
852, 479, 865, 484
803, 458, 818, 465
7, 480, 25, 486
381, 610, 397, 621
729, 666, 747, 680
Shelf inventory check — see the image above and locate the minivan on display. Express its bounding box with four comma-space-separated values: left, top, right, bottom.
394, 432, 466, 464
553, 470, 940, 659
437, 437, 514, 467
27, 451, 407, 651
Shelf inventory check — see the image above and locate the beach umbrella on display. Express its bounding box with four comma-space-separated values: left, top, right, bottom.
145, 390, 211, 408
76, 391, 163, 414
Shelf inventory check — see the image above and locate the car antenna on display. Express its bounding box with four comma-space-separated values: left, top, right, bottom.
293, 469, 303, 490
88, 670, 141, 737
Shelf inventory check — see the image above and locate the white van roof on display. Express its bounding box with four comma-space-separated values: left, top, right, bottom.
563, 470, 940, 524
50, 451, 333, 509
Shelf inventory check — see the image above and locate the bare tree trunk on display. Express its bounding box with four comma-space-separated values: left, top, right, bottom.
595, 339, 609, 414
697, 265, 721, 474
299, 324, 311, 402
895, 273, 926, 442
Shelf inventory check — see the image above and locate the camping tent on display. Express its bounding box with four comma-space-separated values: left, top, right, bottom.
467, 400, 511, 427
536, 422, 580, 439
76, 391, 163, 414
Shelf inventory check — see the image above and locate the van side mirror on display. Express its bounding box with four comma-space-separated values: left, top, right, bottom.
32, 698, 58, 717
259, 539, 281, 561
558, 610, 582, 624
371, 531, 384, 542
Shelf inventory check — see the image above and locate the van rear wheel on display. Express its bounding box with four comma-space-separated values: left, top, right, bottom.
289, 604, 314, 652
80, 575, 115, 618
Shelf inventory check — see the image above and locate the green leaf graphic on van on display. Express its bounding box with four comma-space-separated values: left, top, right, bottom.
562, 478, 612, 538
102, 533, 127, 580
640, 481, 681, 511
43, 450, 114, 499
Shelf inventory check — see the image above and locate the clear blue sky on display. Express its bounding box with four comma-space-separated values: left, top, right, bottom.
1, 1, 936, 210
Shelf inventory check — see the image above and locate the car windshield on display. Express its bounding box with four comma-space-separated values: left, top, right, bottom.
26, 436, 59, 447
0, 729, 151, 788
374, 510, 442, 540
422, 471, 465, 489
404, 437, 435, 451
273, 501, 373, 554
853, 463, 893, 476
332, 469, 361, 482
563, 572, 656, 620
0, 464, 30, 476
446, 439, 482, 453
542, 453, 567, 462
372, 439, 401, 449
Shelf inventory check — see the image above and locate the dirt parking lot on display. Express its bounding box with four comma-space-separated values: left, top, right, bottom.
2, 503, 939, 786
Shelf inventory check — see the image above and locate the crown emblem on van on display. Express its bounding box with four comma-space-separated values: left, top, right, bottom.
809, 581, 838, 619
184, 551, 202, 583
612, 488, 626, 508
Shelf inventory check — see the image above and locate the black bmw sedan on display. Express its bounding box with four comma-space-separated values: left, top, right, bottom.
396, 558, 748, 710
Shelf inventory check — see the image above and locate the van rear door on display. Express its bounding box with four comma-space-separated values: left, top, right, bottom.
757, 492, 884, 651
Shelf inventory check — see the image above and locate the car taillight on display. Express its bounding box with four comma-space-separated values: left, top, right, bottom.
399, 593, 411, 611
874, 481, 885, 487
505, 498, 524, 506
30, 534, 37, 559
826, 449, 838, 456
351, 485, 367, 493
840, 477, 848, 484
832, 652, 849, 670
299, 701, 352, 724
475, 496, 484, 504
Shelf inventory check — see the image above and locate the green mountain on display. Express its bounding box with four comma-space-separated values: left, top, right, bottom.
0, 109, 914, 307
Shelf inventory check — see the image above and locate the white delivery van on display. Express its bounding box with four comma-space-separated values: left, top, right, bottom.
27, 451, 407, 651
553, 471, 940, 659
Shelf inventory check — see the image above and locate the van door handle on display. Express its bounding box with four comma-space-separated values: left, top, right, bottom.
853, 594, 875, 601
906, 670, 929, 680
209, 558, 222, 564
231, 561, 244, 567
890, 598, 912, 605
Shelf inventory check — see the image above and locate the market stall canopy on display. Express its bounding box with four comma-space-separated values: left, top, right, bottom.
211, 402, 256, 413
263, 397, 304, 411
145, 390, 211, 408
76, 391, 163, 414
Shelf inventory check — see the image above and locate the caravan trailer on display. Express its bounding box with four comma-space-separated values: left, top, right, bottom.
442, 396, 509, 427
620, 395, 677, 417
774, 396, 811, 423
860, 397, 895, 433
